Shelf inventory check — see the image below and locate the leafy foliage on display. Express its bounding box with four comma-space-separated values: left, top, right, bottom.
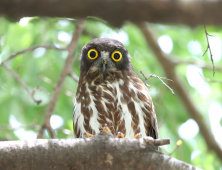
0, 17, 221, 169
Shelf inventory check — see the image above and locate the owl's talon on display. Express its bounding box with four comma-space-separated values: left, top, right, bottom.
134, 133, 142, 139
117, 131, 125, 138
83, 132, 93, 138
102, 123, 110, 133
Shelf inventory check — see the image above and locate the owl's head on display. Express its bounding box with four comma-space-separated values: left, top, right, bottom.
80, 38, 132, 76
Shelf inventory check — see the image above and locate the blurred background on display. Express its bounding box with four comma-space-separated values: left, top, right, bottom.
0, 17, 222, 169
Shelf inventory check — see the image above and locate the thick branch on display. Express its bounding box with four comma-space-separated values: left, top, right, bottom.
0, 131, 202, 170
1, 0, 222, 26
139, 23, 222, 162
37, 19, 85, 139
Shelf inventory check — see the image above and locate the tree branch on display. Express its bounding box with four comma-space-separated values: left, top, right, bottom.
0, 131, 202, 170
0, 45, 67, 64
173, 60, 222, 72
0, 45, 67, 105
161, 140, 183, 156
139, 23, 222, 162
37, 19, 85, 139
140, 71, 175, 95
68, 71, 79, 82
202, 25, 215, 76
198, 72, 222, 84
2, 62, 42, 105
1, 0, 222, 27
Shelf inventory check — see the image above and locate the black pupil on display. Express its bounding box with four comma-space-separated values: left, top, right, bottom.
114, 53, 120, 60
90, 51, 96, 58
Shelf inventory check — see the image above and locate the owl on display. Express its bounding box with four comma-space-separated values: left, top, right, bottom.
73, 38, 158, 139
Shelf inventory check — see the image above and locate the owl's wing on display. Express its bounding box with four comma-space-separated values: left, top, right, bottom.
73, 97, 82, 138
149, 102, 158, 139
133, 76, 159, 139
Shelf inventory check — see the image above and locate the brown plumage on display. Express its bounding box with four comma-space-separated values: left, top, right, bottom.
73, 38, 158, 139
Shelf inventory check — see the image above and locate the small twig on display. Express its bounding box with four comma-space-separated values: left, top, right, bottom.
148, 74, 174, 95
16, 65, 24, 73
140, 71, 175, 95
169, 140, 183, 156
3, 63, 49, 105
203, 25, 215, 76
198, 72, 222, 84
146, 74, 173, 83
47, 126, 56, 139
68, 71, 79, 82
140, 71, 150, 87
2, 62, 42, 104
37, 19, 85, 139
0, 45, 67, 64
160, 140, 183, 156
173, 60, 222, 72
0, 45, 67, 104
154, 138, 170, 146
32, 86, 51, 97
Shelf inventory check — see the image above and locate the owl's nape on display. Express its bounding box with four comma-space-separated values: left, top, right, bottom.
73, 38, 158, 139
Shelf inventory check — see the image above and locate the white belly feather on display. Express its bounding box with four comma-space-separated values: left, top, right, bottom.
73, 80, 151, 138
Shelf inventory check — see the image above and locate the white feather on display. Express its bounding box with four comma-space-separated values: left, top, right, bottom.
86, 83, 101, 134
100, 99, 109, 115
73, 99, 85, 137
102, 87, 114, 98
101, 51, 110, 60
77, 114, 85, 136
119, 79, 124, 86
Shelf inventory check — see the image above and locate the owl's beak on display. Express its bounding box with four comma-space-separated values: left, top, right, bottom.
101, 59, 107, 74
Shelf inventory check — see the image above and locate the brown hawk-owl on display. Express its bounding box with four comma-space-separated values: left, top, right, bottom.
73, 38, 158, 139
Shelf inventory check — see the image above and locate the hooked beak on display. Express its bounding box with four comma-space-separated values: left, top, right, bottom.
101, 59, 107, 74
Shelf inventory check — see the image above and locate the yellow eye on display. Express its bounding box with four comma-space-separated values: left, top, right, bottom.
111, 51, 122, 62
88, 49, 98, 60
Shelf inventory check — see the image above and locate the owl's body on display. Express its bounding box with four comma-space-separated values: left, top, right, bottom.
73, 38, 158, 138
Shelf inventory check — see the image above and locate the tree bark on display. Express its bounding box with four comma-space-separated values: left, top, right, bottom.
1, 0, 222, 26
0, 131, 201, 170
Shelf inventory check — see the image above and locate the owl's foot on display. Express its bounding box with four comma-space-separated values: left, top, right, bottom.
83, 132, 93, 138
102, 123, 110, 133
117, 132, 125, 138
134, 133, 142, 139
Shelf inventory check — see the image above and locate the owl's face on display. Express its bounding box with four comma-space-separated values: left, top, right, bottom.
80, 38, 131, 76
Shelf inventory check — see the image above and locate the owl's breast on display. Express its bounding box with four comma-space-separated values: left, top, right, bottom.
74, 74, 154, 138
73, 79, 117, 136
